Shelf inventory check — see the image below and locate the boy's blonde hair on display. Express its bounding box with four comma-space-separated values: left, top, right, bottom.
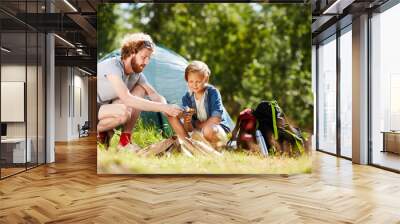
184, 60, 211, 81
120, 33, 155, 60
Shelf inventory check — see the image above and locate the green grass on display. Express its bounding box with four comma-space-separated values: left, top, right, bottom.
98, 119, 164, 150
97, 120, 312, 174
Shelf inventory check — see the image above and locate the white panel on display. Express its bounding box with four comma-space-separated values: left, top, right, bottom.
1, 82, 25, 122
46, 32, 55, 163
340, 29, 353, 158
318, 37, 337, 154
352, 14, 369, 164
74, 86, 81, 138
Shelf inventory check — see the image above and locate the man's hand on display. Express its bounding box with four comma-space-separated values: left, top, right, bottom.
162, 104, 183, 117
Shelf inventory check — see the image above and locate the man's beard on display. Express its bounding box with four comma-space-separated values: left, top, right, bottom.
131, 57, 145, 73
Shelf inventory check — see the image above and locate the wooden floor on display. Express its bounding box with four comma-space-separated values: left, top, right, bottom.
1, 167, 26, 177
0, 136, 400, 223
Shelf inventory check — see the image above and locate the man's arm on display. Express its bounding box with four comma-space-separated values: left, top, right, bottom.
139, 82, 167, 104
107, 74, 180, 116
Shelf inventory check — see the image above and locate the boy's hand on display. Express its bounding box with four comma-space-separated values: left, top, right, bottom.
183, 108, 195, 122
183, 109, 194, 132
183, 113, 192, 123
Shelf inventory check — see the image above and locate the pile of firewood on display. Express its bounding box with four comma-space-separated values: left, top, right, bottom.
136, 132, 222, 157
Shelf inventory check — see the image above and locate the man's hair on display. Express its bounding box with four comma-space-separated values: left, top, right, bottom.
120, 33, 155, 60
184, 60, 211, 81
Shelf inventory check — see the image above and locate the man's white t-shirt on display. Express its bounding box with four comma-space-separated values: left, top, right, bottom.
97, 56, 148, 104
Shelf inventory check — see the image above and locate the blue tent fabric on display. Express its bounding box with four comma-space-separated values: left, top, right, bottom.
144, 46, 189, 105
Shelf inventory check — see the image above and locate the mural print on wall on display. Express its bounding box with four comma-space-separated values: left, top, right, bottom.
97, 3, 313, 174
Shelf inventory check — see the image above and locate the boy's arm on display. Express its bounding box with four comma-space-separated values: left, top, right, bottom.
195, 117, 221, 129
181, 93, 190, 107
209, 87, 224, 118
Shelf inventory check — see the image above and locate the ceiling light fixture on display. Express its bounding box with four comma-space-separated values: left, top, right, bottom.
78, 67, 92, 76
76, 48, 85, 55
322, 0, 355, 15
63, 0, 78, 12
1, 47, 11, 53
54, 34, 75, 48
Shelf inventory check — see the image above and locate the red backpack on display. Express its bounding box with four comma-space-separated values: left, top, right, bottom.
229, 108, 257, 149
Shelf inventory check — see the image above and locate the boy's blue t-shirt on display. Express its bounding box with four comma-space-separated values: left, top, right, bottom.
181, 85, 234, 131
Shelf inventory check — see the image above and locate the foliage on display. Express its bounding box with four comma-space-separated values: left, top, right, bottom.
98, 3, 313, 130
97, 119, 164, 150
132, 119, 164, 148
97, 4, 119, 59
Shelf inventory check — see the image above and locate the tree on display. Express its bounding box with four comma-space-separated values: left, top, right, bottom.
97, 4, 119, 59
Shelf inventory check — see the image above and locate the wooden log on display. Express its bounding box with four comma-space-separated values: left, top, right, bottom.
180, 138, 206, 156
191, 131, 213, 148
177, 138, 194, 157
139, 137, 176, 157
185, 138, 211, 155
185, 138, 209, 156
190, 139, 222, 157
191, 130, 225, 152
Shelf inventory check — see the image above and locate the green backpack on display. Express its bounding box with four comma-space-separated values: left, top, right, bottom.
252, 100, 305, 155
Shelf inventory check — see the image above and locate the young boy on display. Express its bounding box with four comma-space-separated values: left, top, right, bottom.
181, 61, 234, 147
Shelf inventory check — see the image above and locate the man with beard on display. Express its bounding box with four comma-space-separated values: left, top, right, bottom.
97, 33, 187, 150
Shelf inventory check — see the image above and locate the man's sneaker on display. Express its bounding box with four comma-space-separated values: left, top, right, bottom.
119, 132, 131, 146
97, 132, 109, 148
117, 132, 141, 153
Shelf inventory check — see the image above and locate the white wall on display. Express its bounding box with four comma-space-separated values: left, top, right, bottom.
55, 66, 68, 141
55, 67, 89, 141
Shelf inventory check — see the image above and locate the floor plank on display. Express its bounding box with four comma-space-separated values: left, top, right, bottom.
0, 135, 399, 223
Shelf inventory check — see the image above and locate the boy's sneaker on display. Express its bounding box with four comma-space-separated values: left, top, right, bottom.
117, 132, 141, 153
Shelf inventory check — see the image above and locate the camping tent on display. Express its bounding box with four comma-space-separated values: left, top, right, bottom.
100, 45, 188, 136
